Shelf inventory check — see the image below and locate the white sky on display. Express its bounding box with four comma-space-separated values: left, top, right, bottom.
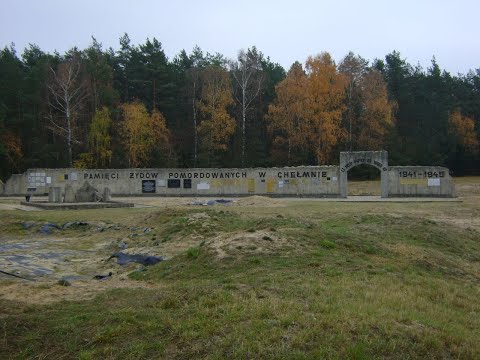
1, 0, 478, 74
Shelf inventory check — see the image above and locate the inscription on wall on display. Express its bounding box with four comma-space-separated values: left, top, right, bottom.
341, 158, 387, 172
81, 170, 336, 181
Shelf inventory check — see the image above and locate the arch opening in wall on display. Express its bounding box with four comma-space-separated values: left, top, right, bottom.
339, 151, 389, 198
347, 164, 381, 196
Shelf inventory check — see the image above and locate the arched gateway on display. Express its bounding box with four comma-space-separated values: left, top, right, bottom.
339, 151, 389, 198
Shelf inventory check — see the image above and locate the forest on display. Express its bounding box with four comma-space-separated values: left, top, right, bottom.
0, 34, 479, 180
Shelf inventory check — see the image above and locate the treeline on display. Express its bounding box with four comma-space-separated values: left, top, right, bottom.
0, 34, 479, 180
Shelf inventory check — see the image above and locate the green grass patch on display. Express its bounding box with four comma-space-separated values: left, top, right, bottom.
1, 205, 480, 359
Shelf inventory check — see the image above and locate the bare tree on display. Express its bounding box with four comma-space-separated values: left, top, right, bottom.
230, 48, 264, 166
338, 52, 368, 151
47, 56, 87, 166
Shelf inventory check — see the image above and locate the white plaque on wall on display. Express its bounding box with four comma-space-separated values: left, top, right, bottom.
197, 182, 210, 190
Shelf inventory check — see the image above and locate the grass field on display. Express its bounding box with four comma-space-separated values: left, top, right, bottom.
0, 178, 479, 359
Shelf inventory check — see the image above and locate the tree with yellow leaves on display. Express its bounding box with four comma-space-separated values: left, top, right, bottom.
304, 53, 348, 164
74, 107, 112, 169
197, 66, 235, 164
357, 70, 395, 150
121, 101, 171, 167
449, 110, 479, 155
267, 53, 347, 165
266, 62, 308, 165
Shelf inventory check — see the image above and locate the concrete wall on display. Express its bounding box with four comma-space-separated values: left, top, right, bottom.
388, 166, 456, 197
3, 167, 341, 197
3, 174, 27, 195
2, 163, 456, 198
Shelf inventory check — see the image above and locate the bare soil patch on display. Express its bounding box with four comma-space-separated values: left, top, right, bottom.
205, 230, 289, 259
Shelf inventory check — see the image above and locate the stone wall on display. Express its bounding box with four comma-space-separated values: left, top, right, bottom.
3, 167, 341, 197
1, 163, 457, 198
388, 166, 456, 197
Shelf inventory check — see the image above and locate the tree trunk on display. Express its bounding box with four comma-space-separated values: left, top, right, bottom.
193, 80, 198, 167
242, 86, 246, 167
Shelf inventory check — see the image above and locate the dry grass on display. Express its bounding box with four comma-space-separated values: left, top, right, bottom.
0, 178, 480, 359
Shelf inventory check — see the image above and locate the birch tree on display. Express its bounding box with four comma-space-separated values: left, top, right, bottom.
266, 62, 308, 165
230, 48, 264, 166
186, 46, 205, 167
121, 101, 171, 167
305, 53, 348, 164
47, 56, 87, 166
338, 52, 368, 150
197, 65, 235, 163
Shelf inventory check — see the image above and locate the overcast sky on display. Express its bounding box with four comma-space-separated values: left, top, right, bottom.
1, 0, 478, 74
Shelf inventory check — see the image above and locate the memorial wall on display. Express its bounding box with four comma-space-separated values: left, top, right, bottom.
2, 166, 341, 197
1, 152, 457, 198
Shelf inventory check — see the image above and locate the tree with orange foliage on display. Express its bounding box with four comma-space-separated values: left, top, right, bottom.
267, 53, 347, 165
357, 70, 395, 150
0, 130, 23, 171
266, 62, 308, 165
121, 101, 171, 167
449, 110, 479, 154
304, 53, 347, 164
197, 66, 235, 164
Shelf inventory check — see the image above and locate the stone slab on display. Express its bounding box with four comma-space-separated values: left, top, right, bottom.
20, 201, 134, 210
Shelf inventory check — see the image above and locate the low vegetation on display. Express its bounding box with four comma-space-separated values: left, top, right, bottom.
1, 187, 479, 359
